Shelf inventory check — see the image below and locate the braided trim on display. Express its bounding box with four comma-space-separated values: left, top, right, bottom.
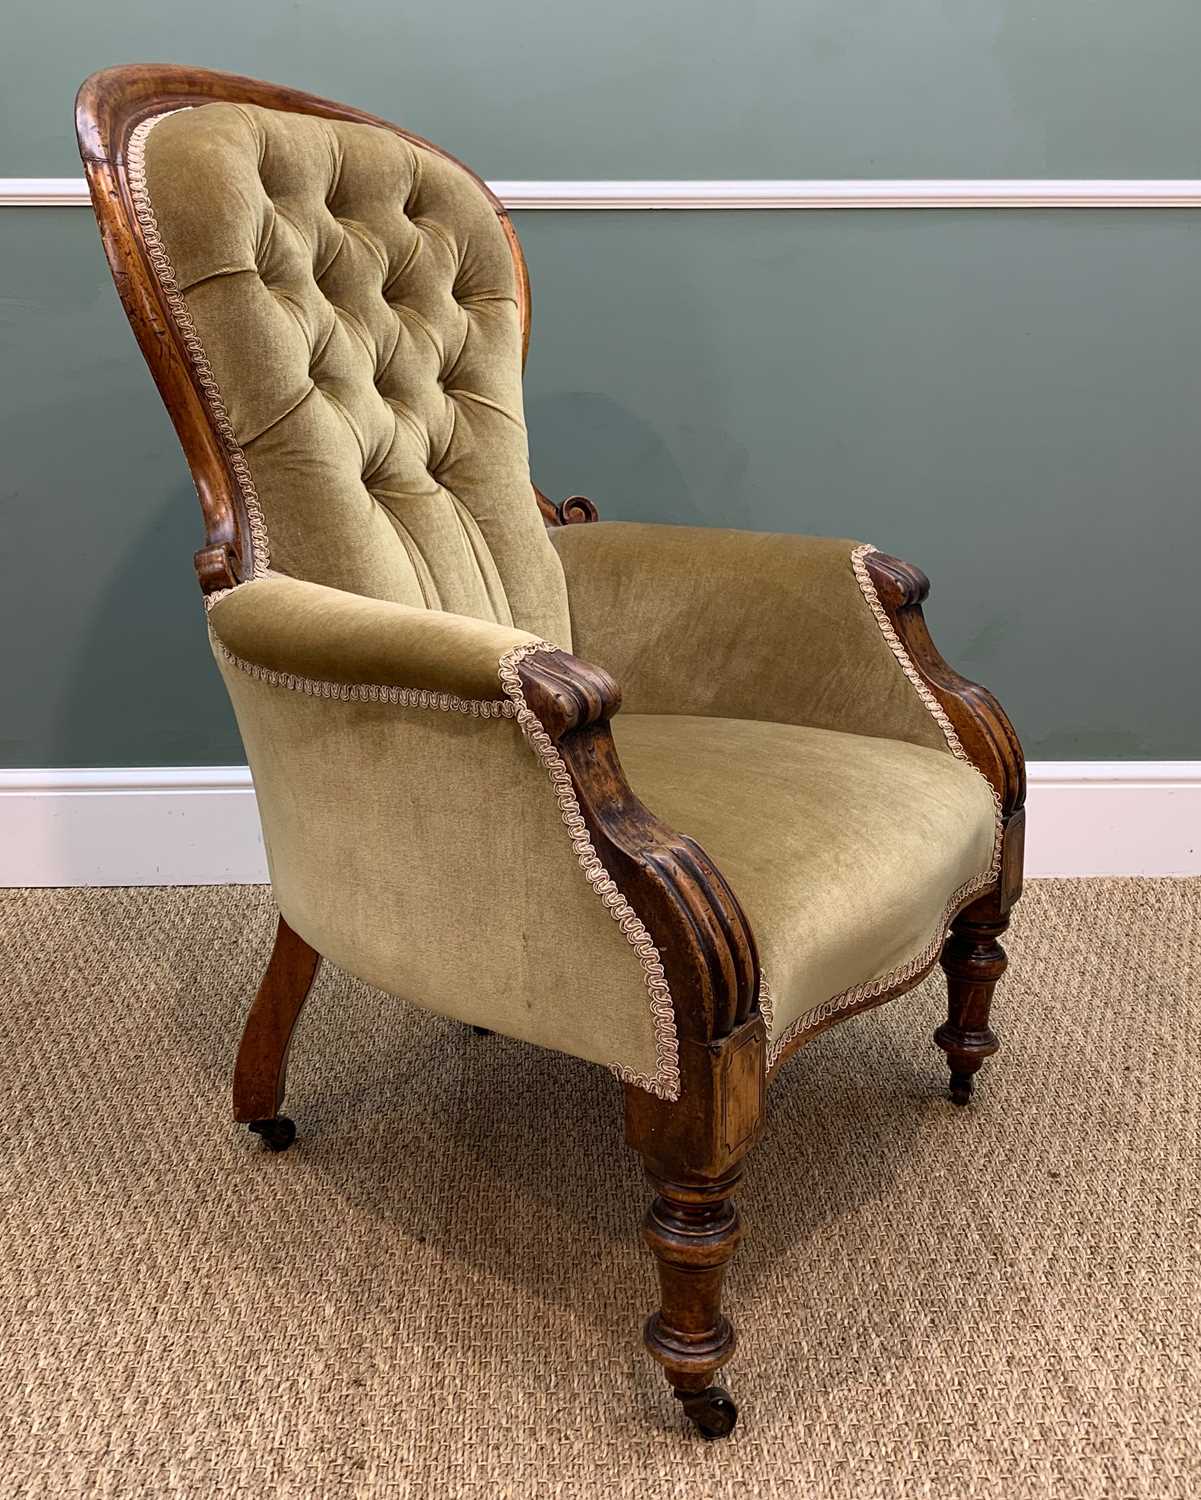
760, 543, 1005, 1071
127, 109, 271, 594
851, 543, 970, 757
213, 635, 516, 717
498, 643, 681, 1102
849, 541, 1004, 863
761, 861, 997, 1071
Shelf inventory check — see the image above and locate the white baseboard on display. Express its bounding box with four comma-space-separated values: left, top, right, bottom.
0, 762, 1197, 887
0, 767, 267, 887
1021, 762, 1199, 878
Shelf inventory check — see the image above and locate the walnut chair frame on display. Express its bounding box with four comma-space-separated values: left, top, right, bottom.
77, 64, 1025, 1441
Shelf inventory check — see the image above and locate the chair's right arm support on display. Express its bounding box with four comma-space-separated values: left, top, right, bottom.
865, 550, 1026, 914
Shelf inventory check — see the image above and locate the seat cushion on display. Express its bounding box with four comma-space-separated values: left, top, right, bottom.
610, 715, 999, 1066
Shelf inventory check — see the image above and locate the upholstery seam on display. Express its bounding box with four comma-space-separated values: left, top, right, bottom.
384, 228, 423, 296
760, 542, 1005, 1071
241, 383, 317, 450
762, 866, 998, 1075
412, 215, 458, 264
270, 201, 306, 250
319, 384, 370, 467
435, 396, 458, 471
446, 491, 516, 627
406, 141, 424, 214
338, 216, 390, 277
498, 642, 682, 1103
127, 110, 271, 597
313, 216, 346, 280
211, 632, 517, 717
388, 299, 445, 362
311, 312, 339, 368
325, 130, 345, 207
381, 394, 430, 454
177, 264, 256, 293
326, 295, 378, 365
447, 387, 526, 430
368, 498, 443, 609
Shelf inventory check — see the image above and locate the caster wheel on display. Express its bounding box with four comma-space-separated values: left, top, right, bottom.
678, 1385, 738, 1440
248, 1116, 296, 1152
948, 1071, 974, 1107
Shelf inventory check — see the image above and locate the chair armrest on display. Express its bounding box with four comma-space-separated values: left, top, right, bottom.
864, 552, 1025, 818
208, 576, 761, 1107
207, 574, 540, 704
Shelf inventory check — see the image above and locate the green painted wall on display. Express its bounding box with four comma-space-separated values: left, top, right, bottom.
2, 4, 1199, 765
8, 1, 1201, 178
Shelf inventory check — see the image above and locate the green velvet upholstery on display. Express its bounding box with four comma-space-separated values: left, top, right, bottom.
215, 645, 665, 1082
611, 715, 997, 1056
208, 573, 536, 702
139, 99, 1003, 1098
142, 103, 569, 641
206, 577, 995, 1071
553, 522, 949, 752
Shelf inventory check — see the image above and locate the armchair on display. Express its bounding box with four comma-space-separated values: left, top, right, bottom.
77, 64, 1025, 1440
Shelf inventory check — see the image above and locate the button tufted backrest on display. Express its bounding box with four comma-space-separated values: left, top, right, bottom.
137, 102, 570, 643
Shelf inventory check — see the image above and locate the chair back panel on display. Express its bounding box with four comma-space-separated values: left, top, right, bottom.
132, 98, 568, 640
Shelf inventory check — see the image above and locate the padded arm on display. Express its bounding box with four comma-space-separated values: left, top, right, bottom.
207, 574, 540, 703
208, 589, 684, 1090
552, 522, 950, 755
208, 573, 759, 1092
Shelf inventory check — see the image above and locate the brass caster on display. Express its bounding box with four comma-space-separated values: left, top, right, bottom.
677, 1385, 738, 1440
248, 1116, 296, 1152
948, 1070, 975, 1107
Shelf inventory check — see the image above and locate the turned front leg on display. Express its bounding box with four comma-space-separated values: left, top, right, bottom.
936, 907, 1007, 1105
642, 1168, 742, 1437
626, 1015, 764, 1439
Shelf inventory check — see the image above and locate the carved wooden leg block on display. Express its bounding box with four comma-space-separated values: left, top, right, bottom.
642, 1168, 743, 1438
233, 915, 321, 1146
626, 1020, 764, 1439
936, 906, 1007, 1105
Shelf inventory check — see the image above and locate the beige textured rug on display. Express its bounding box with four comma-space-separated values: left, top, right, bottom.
1, 879, 1199, 1498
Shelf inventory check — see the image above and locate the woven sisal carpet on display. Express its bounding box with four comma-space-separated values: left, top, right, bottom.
1, 878, 1198, 1498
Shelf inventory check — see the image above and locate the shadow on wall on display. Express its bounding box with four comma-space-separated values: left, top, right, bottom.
520, 206, 758, 531
527, 390, 756, 528
0, 207, 243, 770
52, 483, 241, 768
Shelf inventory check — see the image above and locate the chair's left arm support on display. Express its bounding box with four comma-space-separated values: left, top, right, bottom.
515, 646, 766, 1174
514, 646, 760, 1049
